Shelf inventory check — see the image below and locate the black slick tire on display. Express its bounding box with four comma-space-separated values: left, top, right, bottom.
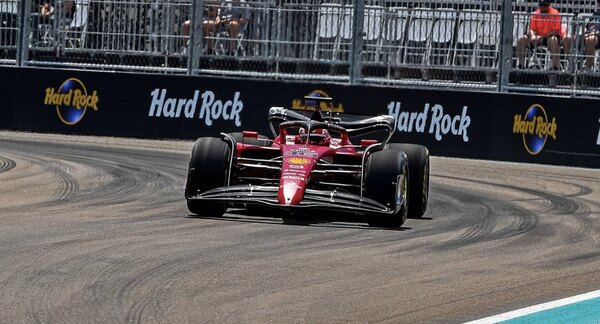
184, 137, 231, 216
386, 143, 429, 218
364, 149, 408, 228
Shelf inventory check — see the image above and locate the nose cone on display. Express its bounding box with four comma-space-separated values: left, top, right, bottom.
278, 146, 318, 206
278, 182, 305, 206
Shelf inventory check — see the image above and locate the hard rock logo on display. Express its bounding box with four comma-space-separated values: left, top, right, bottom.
512, 104, 557, 155
44, 78, 99, 125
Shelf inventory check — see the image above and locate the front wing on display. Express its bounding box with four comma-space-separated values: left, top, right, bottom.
187, 184, 395, 215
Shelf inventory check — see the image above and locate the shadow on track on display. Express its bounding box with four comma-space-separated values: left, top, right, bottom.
185, 208, 412, 231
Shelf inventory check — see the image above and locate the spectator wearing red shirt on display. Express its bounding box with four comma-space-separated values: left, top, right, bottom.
516, 0, 572, 70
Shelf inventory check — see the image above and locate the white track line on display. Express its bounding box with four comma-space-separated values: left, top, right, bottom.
464, 289, 600, 323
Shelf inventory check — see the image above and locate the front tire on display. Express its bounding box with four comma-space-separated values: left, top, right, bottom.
364, 149, 408, 228
386, 144, 429, 218
185, 137, 231, 216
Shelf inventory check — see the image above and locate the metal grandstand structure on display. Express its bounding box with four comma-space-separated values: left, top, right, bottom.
1, 0, 599, 97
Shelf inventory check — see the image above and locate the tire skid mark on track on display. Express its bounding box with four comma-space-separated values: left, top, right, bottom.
511, 181, 593, 202
78, 255, 142, 319
0, 156, 16, 173
47, 152, 156, 201
0, 146, 183, 247
437, 174, 585, 216
2, 147, 102, 210
513, 189, 594, 244
559, 250, 600, 265
428, 186, 538, 251
0, 154, 79, 210
21, 255, 90, 322
45, 153, 115, 202
93, 230, 374, 322
558, 205, 598, 247
3, 134, 600, 323
419, 185, 492, 236
61, 226, 236, 321
45, 161, 79, 204
13, 239, 187, 322
434, 174, 598, 248
0, 142, 184, 214
433, 163, 600, 183
442, 202, 495, 249
39, 151, 182, 214
419, 184, 462, 220
86, 249, 205, 322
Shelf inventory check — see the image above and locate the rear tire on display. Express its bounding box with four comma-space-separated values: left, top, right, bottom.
386, 144, 429, 218
364, 149, 408, 228
185, 137, 231, 216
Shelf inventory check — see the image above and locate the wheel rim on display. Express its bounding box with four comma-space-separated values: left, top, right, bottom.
422, 159, 429, 210
397, 164, 408, 223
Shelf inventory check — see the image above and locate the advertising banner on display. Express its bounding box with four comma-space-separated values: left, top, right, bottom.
1, 66, 599, 168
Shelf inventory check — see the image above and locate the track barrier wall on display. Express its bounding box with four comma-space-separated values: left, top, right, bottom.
1, 66, 599, 168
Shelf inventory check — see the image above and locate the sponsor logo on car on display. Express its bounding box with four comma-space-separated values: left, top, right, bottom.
148, 89, 243, 127
387, 102, 471, 142
512, 104, 557, 155
44, 78, 99, 125
284, 148, 318, 157
291, 90, 344, 112
286, 157, 311, 165
282, 175, 305, 181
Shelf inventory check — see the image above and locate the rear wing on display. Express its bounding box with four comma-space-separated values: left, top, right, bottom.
268, 107, 395, 143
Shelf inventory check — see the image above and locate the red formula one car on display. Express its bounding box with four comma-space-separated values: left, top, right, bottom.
184, 96, 429, 227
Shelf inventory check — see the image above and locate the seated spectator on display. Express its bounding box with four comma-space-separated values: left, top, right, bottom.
30, 1, 56, 45
182, 1, 218, 54
62, 0, 76, 23
31, 0, 76, 42
215, 0, 250, 55
39, 0, 76, 22
38, 0, 52, 18
516, 0, 572, 71
583, 0, 600, 72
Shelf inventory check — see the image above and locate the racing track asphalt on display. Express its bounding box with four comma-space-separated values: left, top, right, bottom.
1, 131, 600, 323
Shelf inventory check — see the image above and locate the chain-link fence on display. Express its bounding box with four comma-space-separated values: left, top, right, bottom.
1, 0, 599, 96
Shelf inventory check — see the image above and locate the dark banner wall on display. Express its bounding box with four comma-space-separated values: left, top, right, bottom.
1, 66, 599, 168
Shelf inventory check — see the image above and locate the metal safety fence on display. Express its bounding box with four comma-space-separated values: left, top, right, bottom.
1, 0, 600, 97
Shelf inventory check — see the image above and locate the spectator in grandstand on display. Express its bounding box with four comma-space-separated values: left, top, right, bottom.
35, 1, 52, 18
516, 0, 572, 71
215, 0, 251, 55
182, 1, 218, 55
583, 0, 600, 72
34, 0, 76, 22
30, 0, 53, 39
30, 0, 76, 46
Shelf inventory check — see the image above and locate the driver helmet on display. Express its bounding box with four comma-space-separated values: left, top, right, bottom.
310, 129, 330, 145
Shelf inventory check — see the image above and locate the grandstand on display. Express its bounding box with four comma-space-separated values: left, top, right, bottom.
0, 0, 599, 97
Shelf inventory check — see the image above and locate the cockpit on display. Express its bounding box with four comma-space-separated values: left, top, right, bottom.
295, 128, 331, 146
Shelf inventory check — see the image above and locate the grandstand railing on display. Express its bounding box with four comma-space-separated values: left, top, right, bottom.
1, 0, 599, 97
